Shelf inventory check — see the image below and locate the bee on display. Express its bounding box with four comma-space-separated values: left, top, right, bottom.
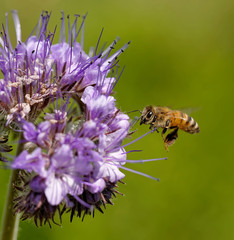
140, 106, 200, 151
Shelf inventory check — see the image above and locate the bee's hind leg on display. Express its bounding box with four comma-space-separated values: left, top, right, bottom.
164, 128, 179, 151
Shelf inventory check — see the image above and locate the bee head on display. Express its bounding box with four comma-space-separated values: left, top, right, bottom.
140, 106, 155, 125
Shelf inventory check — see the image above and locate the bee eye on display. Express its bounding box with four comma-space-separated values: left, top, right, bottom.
147, 111, 153, 118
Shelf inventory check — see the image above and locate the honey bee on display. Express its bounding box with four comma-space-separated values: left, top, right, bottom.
140, 106, 200, 151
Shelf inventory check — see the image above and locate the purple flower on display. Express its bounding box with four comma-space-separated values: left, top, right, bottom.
3, 10, 166, 227
12, 148, 47, 177
23, 121, 51, 147
85, 179, 106, 194
82, 86, 116, 121
45, 144, 84, 206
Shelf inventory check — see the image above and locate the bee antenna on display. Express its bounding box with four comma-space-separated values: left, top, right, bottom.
127, 109, 142, 114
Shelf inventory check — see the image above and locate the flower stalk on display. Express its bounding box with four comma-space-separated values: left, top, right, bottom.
1, 134, 23, 240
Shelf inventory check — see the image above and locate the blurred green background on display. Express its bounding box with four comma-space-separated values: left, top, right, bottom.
0, 0, 234, 239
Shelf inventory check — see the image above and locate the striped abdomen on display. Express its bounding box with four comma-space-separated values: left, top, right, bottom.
168, 111, 200, 134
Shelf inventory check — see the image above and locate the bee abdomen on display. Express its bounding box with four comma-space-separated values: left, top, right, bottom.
184, 115, 200, 134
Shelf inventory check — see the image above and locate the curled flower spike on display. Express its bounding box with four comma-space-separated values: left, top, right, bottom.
0, 10, 166, 227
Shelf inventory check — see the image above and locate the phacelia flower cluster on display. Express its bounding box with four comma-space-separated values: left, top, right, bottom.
0, 11, 165, 227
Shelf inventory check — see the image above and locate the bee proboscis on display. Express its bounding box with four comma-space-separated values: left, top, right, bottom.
140, 106, 200, 151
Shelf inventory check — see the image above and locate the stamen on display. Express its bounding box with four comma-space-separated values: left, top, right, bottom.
71, 14, 79, 43
11, 10, 21, 43
94, 28, 104, 56
120, 166, 160, 181
59, 11, 65, 43
101, 41, 131, 71
105, 76, 115, 97
38, 13, 47, 40
74, 13, 87, 45
107, 66, 125, 95
49, 25, 57, 49
80, 15, 85, 50
5, 12, 13, 52
67, 14, 71, 44
36, 11, 43, 37
122, 128, 157, 148
117, 158, 167, 163
101, 37, 120, 57
122, 150, 142, 154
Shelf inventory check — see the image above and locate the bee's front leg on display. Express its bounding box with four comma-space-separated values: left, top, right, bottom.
149, 124, 159, 132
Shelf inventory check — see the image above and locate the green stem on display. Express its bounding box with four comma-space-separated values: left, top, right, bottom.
1, 134, 24, 240
0, 170, 20, 240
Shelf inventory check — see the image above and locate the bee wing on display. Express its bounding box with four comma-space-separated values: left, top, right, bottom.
175, 107, 201, 115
